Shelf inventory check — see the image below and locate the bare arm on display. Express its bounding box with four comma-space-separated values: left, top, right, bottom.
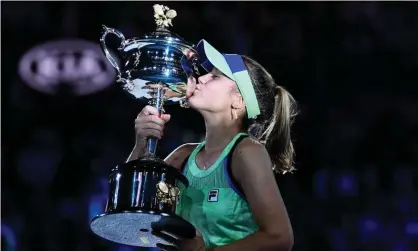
163, 143, 199, 171
210, 139, 293, 251
125, 144, 146, 162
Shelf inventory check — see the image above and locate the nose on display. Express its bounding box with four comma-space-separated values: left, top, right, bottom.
197, 73, 211, 85
197, 76, 205, 85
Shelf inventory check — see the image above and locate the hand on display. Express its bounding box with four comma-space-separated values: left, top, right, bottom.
186, 75, 197, 99
152, 220, 205, 251
183, 49, 198, 99
134, 105, 171, 148
153, 231, 206, 251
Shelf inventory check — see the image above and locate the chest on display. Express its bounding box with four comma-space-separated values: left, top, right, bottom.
176, 182, 257, 239
175, 164, 258, 247
179, 186, 238, 216
194, 150, 224, 171
177, 158, 242, 218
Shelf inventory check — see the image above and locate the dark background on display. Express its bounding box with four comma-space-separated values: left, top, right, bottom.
2, 2, 418, 251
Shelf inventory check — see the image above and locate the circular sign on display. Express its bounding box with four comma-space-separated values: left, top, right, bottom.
18, 39, 117, 95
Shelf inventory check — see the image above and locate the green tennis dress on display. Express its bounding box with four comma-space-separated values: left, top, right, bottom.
175, 133, 259, 248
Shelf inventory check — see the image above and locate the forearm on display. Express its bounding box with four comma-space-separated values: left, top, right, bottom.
209, 231, 293, 251
125, 144, 146, 162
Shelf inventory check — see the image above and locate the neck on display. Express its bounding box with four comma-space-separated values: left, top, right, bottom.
202, 112, 243, 152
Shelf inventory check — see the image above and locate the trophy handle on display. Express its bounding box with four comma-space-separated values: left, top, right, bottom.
100, 25, 126, 78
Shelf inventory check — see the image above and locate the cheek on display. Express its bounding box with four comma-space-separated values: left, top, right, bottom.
204, 84, 229, 101
207, 91, 231, 109
189, 86, 230, 108
206, 80, 231, 96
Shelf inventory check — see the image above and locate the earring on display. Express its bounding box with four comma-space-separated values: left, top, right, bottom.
233, 109, 238, 120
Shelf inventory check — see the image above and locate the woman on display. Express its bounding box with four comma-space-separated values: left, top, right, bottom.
127, 40, 297, 251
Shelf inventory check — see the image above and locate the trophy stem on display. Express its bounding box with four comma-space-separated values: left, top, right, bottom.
145, 85, 166, 156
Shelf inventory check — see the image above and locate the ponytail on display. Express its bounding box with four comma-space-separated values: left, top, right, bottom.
241, 55, 298, 174
261, 86, 297, 174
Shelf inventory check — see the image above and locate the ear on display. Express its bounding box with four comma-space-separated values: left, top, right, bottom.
231, 92, 245, 110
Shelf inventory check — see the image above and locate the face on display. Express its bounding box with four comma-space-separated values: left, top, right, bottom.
188, 68, 242, 115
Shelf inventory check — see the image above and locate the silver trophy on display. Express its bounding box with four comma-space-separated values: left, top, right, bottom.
90, 4, 199, 247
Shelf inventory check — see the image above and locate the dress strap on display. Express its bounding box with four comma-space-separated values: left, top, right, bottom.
224, 134, 249, 199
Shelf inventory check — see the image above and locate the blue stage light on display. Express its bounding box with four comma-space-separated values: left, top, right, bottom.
88, 194, 106, 222
1, 223, 17, 251
358, 215, 382, 239
405, 220, 418, 236
336, 171, 358, 197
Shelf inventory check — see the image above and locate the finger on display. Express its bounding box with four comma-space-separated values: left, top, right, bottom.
137, 128, 163, 139
186, 76, 197, 98
138, 115, 166, 127
152, 231, 178, 247
161, 114, 171, 123
136, 119, 165, 131
142, 126, 164, 136
156, 243, 178, 251
151, 225, 187, 242
139, 105, 159, 116
151, 221, 188, 240
187, 75, 197, 86
183, 49, 195, 59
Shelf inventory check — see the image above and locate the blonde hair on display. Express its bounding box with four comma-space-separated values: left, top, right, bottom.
242, 56, 298, 174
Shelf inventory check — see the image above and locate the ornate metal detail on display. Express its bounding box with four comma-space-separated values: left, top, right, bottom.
133, 50, 142, 67
153, 4, 177, 29
156, 181, 180, 205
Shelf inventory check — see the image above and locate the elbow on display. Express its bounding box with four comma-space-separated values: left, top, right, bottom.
267, 228, 294, 251
280, 233, 294, 251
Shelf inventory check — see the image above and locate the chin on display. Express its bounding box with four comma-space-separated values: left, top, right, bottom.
188, 97, 209, 111
187, 98, 200, 109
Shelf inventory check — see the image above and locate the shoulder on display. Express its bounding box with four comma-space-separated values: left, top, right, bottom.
233, 137, 270, 163
164, 143, 200, 171
173, 143, 200, 153
231, 137, 273, 180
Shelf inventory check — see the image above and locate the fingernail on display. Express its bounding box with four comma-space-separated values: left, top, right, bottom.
157, 114, 161, 118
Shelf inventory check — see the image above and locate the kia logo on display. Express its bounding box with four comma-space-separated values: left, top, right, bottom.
18, 39, 117, 95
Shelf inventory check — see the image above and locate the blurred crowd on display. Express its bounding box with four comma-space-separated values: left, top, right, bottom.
2, 2, 418, 251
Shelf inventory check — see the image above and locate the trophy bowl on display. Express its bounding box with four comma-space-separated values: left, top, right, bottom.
90, 4, 198, 247
99, 17, 199, 105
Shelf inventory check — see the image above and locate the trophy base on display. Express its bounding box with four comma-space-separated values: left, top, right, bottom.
90, 211, 195, 247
